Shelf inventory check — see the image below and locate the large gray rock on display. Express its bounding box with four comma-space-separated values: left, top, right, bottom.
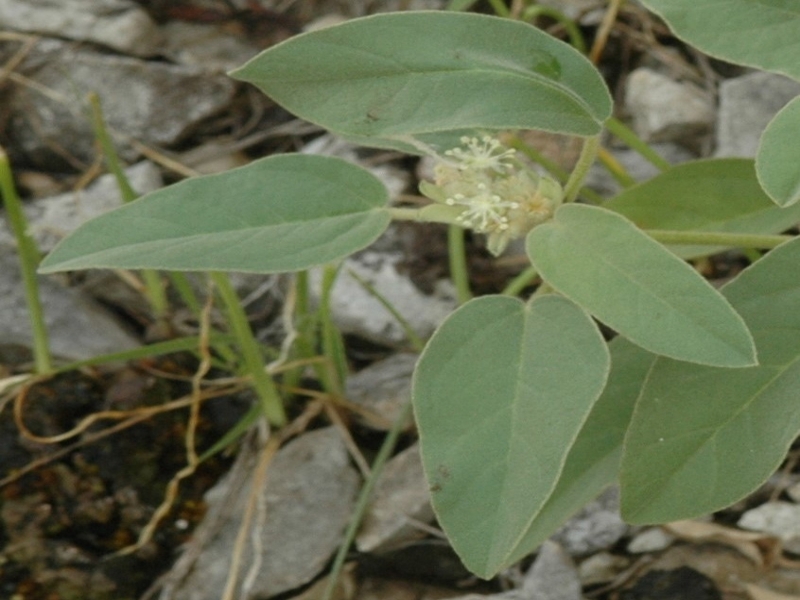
625, 68, 715, 148
310, 250, 457, 347
165, 428, 360, 600
0, 0, 163, 57
357, 443, 434, 552
0, 246, 140, 360
160, 21, 259, 73
0, 161, 162, 252
552, 487, 628, 557
346, 353, 417, 430
715, 71, 800, 158
5, 39, 235, 167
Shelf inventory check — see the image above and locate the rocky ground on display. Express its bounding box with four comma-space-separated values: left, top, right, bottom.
2, 1, 800, 599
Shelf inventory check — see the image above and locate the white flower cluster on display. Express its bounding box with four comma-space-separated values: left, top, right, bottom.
421, 135, 562, 256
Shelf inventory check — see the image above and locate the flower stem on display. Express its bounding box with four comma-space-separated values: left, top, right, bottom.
563, 135, 601, 204
448, 225, 472, 304
0, 146, 52, 374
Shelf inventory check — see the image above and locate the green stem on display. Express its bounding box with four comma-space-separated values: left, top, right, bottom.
487, 0, 510, 17
88, 92, 168, 317
501, 266, 539, 297
388, 206, 431, 222
320, 264, 347, 395
522, 5, 587, 53
563, 135, 601, 204
347, 269, 426, 352
210, 272, 286, 427
606, 117, 672, 172
0, 146, 52, 374
321, 400, 413, 600
508, 137, 606, 204
646, 229, 791, 249
597, 146, 637, 188
448, 225, 472, 304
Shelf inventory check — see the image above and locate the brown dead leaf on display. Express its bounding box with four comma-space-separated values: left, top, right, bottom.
665, 520, 781, 567
746, 583, 800, 600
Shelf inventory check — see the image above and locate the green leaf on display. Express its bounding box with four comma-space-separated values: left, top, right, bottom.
526, 204, 757, 367
621, 237, 800, 523
639, 0, 800, 81
757, 96, 800, 207
502, 336, 652, 567
413, 294, 609, 578
604, 158, 800, 257
39, 155, 390, 274
230, 11, 612, 146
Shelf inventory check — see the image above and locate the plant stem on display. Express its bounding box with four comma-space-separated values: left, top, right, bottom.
388, 206, 432, 222
606, 117, 672, 172
563, 135, 601, 204
522, 5, 587, 53
501, 265, 539, 297
597, 146, 637, 188
0, 146, 52, 374
320, 264, 347, 394
88, 92, 169, 317
321, 400, 413, 600
210, 272, 287, 427
448, 225, 472, 304
646, 229, 792, 249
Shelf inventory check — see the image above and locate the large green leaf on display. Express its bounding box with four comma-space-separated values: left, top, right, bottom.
502, 336, 652, 567
604, 159, 800, 257
621, 237, 800, 523
639, 0, 800, 81
757, 96, 800, 207
231, 11, 612, 146
412, 294, 609, 578
526, 204, 757, 367
39, 155, 390, 274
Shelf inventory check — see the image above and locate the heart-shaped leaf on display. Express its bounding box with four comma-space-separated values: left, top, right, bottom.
502, 336, 652, 567
39, 154, 390, 274
231, 11, 612, 146
526, 204, 756, 367
621, 237, 800, 523
413, 294, 609, 577
757, 96, 800, 207
639, 0, 800, 81
605, 158, 800, 257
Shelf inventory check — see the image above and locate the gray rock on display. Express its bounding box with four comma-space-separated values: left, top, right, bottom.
0, 246, 140, 361
627, 527, 675, 554
0, 161, 162, 252
552, 487, 628, 557
520, 540, 582, 600
310, 250, 457, 347
168, 428, 360, 600
160, 21, 259, 73
625, 68, 715, 148
346, 353, 417, 431
738, 501, 800, 554
5, 39, 235, 167
357, 443, 434, 552
0, 0, 163, 57
715, 71, 800, 158
585, 142, 695, 198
